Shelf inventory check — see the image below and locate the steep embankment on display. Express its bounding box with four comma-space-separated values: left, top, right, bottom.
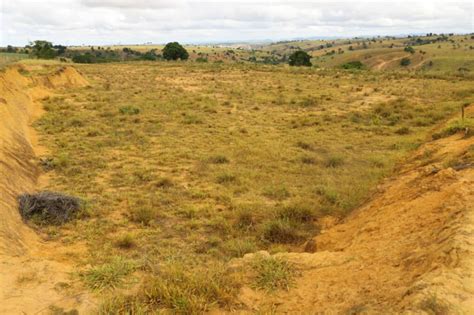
236, 111, 474, 313
0, 65, 91, 314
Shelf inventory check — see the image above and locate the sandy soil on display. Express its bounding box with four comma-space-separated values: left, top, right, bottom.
0, 65, 93, 314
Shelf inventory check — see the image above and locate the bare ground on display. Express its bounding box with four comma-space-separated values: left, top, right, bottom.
0, 65, 93, 314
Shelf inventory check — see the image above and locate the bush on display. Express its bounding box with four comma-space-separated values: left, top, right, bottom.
261, 219, 302, 243
288, 50, 312, 67
72, 53, 95, 64
404, 46, 415, 54
162, 42, 189, 61
400, 57, 411, 66
18, 191, 83, 225
341, 61, 364, 70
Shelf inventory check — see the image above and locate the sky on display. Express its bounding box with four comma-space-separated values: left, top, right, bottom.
0, 0, 472, 46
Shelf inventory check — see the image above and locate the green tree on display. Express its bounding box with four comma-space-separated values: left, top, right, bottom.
30, 40, 57, 59
288, 50, 312, 67
162, 42, 189, 61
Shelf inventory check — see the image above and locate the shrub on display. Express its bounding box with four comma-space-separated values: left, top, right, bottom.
162, 42, 189, 61
400, 58, 411, 66
251, 256, 295, 291
261, 219, 302, 243
288, 50, 312, 67
18, 191, 83, 225
404, 46, 415, 54
341, 61, 364, 70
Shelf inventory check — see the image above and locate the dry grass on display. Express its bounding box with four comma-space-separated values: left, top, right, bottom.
31, 60, 474, 312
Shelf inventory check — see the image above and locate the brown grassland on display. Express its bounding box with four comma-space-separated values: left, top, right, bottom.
20, 58, 473, 313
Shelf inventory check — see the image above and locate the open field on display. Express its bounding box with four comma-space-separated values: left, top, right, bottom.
3, 60, 466, 312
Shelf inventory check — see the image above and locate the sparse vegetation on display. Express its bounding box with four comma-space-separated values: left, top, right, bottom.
26, 43, 473, 312
252, 256, 296, 291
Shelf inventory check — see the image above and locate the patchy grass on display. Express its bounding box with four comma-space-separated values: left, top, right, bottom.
32, 61, 473, 312
80, 257, 136, 291
252, 256, 296, 291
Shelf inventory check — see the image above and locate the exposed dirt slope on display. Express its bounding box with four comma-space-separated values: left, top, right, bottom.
236, 111, 474, 313
0, 65, 92, 314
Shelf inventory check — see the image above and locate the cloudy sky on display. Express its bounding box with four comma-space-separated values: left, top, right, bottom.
0, 0, 472, 46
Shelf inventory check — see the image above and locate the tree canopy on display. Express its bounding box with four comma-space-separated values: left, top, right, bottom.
162, 42, 189, 61
288, 50, 312, 67
30, 40, 58, 59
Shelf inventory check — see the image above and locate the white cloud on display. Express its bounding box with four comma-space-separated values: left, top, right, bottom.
0, 0, 472, 46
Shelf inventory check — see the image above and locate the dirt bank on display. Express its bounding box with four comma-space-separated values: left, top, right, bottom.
0, 65, 92, 314
235, 110, 474, 313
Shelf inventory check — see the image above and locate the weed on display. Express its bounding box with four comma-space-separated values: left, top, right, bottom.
208, 155, 230, 164
419, 295, 449, 315
141, 264, 237, 313
115, 233, 136, 249
222, 239, 258, 258
130, 203, 156, 225
324, 155, 345, 168
119, 105, 140, 115
261, 219, 302, 243
216, 173, 237, 184
252, 256, 295, 291
296, 141, 312, 150
278, 204, 315, 222
80, 257, 136, 291
262, 185, 290, 200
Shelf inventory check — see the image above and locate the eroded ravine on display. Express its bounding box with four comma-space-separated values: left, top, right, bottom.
234, 109, 474, 313
0, 65, 92, 314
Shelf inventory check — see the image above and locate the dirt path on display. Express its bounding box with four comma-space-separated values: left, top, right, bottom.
373, 55, 408, 70
236, 109, 474, 313
0, 65, 93, 314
